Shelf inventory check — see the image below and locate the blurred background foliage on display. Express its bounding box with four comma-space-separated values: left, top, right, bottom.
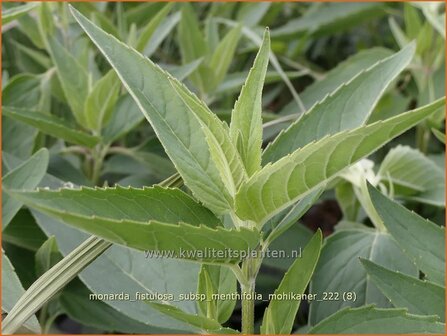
2, 1, 445, 333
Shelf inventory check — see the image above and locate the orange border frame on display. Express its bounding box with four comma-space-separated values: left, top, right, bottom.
0, 0, 445, 335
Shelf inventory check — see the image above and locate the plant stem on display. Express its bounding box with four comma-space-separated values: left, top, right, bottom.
241, 281, 255, 334
240, 253, 263, 334
91, 144, 109, 185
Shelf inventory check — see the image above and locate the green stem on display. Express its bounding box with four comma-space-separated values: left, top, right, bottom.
240, 252, 263, 334
241, 281, 255, 335
416, 124, 430, 154
91, 144, 109, 185
355, 178, 386, 232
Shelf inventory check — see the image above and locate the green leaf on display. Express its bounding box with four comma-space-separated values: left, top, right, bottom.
432, 128, 446, 144
177, 3, 209, 93
279, 47, 393, 115
368, 184, 445, 285
2, 209, 47, 251
361, 259, 445, 320
2, 107, 100, 148
404, 3, 423, 39
2, 74, 42, 158
261, 230, 322, 334
2, 236, 110, 335
84, 70, 120, 132
148, 302, 238, 334
60, 280, 177, 334
165, 58, 204, 81
336, 181, 360, 221
197, 265, 236, 323
12, 41, 52, 69
6, 167, 201, 332
2, 251, 41, 334
309, 306, 445, 334
168, 79, 246, 197
35, 236, 62, 277
308, 227, 417, 324
17, 13, 45, 49
264, 43, 415, 164
208, 25, 242, 90
216, 70, 304, 96
102, 94, 144, 142
71, 6, 244, 214
378, 145, 444, 203
135, 3, 174, 52
230, 29, 269, 176
265, 188, 322, 243
33, 211, 202, 332
2, 148, 49, 229
272, 3, 384, 38
144, 11, 181, 57
10, 186, 259, 263
236, 98, 445, 225
2, 3, 39, 24
46, 36, 89, 125
236, 3, 271, 27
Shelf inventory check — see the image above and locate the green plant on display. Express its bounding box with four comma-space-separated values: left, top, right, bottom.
2, 2, 445, 335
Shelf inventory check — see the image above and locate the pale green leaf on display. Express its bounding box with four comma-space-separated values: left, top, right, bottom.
272, 3, 384, 37
308, 228, 417, 325
10, 186, 259, 263
265, 188, 322, 243
368, 184, 445, 285
261, 230, 322, 334
11, 41, 51, 69
230, 29, 269, 176
164, 58, 204, 81
71, 7, 240, 214
361, 259, 445, 320
378, 145, 444, 199
28, 173, 204, 332
236, 98, 445, 224
197, 265, 236, 323
336, 181, 360, 221
389, 17, 411, 49
144, 12, 181, 57
47, 37, 89, 125
135, 3, 174, 52
208, 25, 242, 90
216, 18, 304, 110
309, 306, 445, 334
2, 74, 41, 158
2, 236, 110, 335
84, 70, 120, 132
404, 3, 423, 39
102, 94, 144, 143
148, 303, 237, 334
60, 280, 176, 333
35, 236, 62, 277
17, 13, 45, 49
177, 3, 209, 93
278, 47, 393, 116
2, 107, 100, 148
216, 70, 304, 96
2, 3, 39, 25
236, 3, 271, 27
432, 128, 445, 144
168, 79, 246, 197
2, 251, 41, 334
264, 43, 415, 164
2, 148, 49, 229
33, 211, 200, 332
